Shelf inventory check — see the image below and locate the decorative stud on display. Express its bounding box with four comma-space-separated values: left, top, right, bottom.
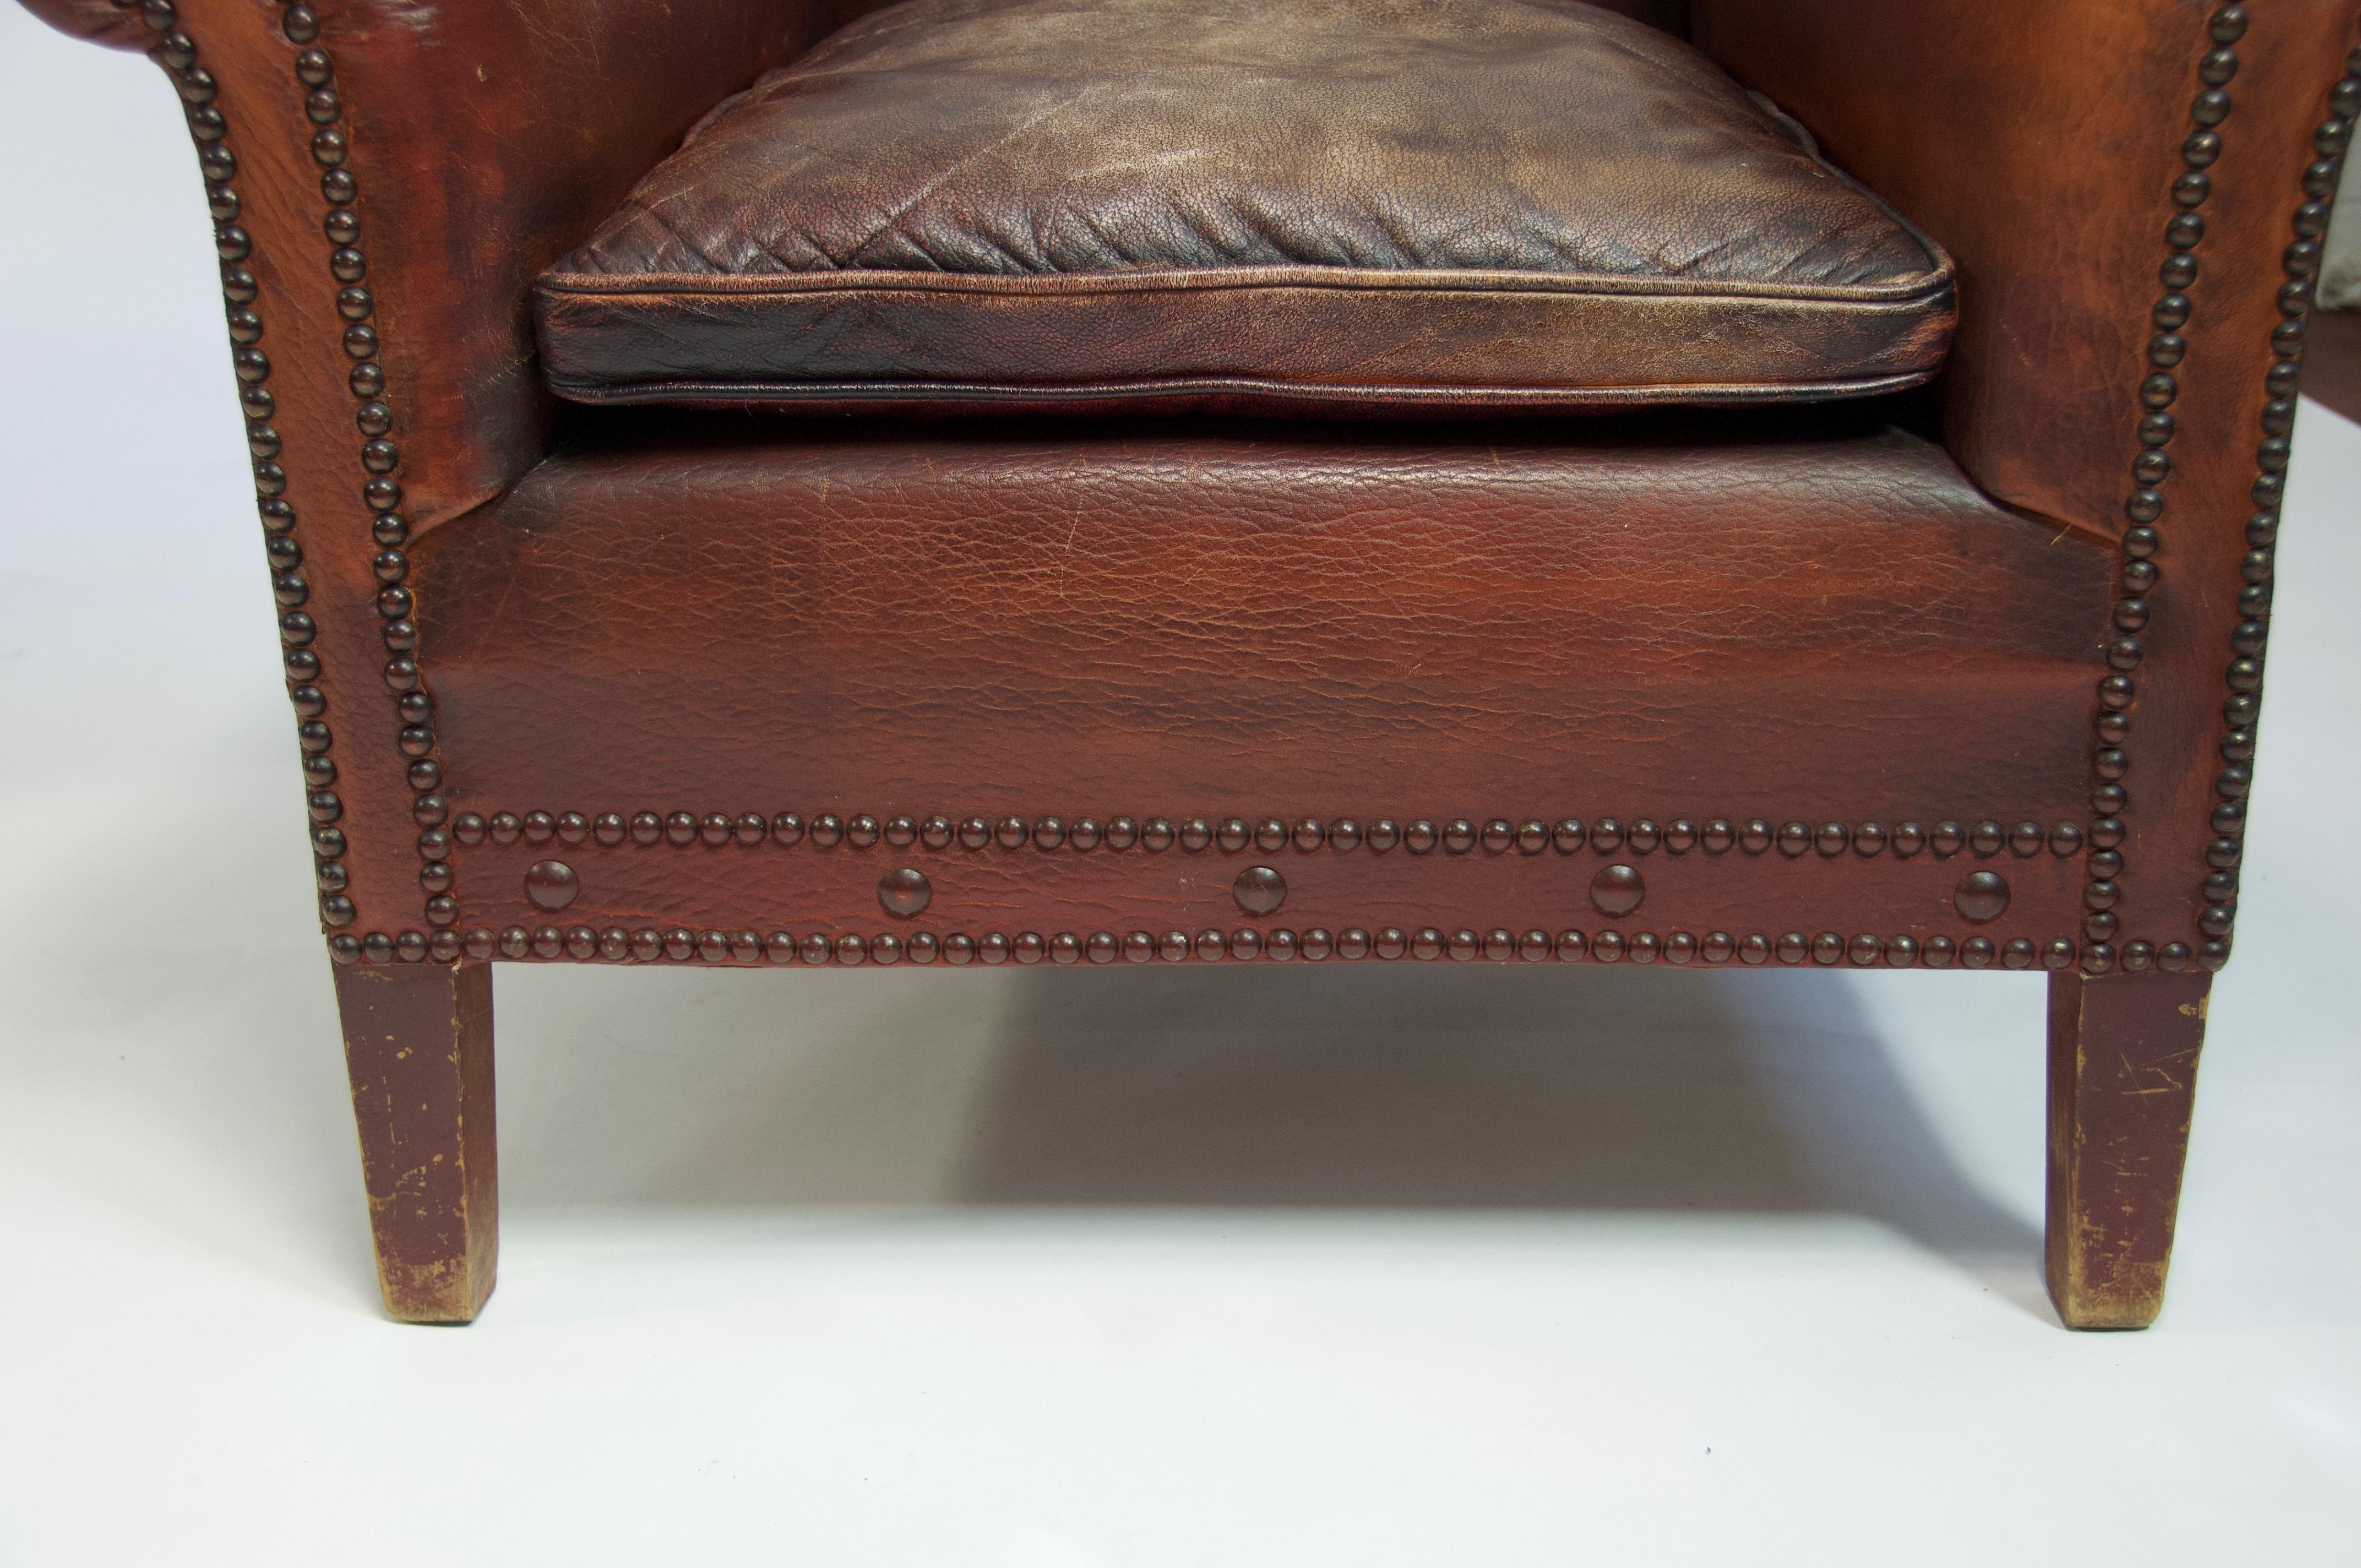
1232, 865, 1287, 916
1589, 863, 1645, 918
522, 861, 578, 911
1953, 871, 2011, 924
877, 868, 932, 918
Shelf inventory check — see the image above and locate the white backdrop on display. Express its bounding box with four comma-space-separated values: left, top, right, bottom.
2325, 151, 2360, 304
1, 9, 2357, 1566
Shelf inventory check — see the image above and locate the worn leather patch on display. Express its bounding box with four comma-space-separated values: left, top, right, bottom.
536, 0, 1955, 415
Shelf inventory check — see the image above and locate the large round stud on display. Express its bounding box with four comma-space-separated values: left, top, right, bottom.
1233, 865, 1287, 916
1954, 870, 2011, 924
524, 859, 578, 911
1588, 863, 1645, 918
877, 868, 932, 918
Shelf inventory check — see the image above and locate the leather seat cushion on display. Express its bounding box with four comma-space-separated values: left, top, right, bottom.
534, 0, 1956, 416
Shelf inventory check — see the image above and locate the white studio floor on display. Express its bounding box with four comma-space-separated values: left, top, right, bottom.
2, 15, 2358, 1567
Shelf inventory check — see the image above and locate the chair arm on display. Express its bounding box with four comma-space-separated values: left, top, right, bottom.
52, 0, 808, 946
18, 0, 148, 47
1694, 0, 2355, 538
1696, 0, 2360, 962
226, 0, 808, 532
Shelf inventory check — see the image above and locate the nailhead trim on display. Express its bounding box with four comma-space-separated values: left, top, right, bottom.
128, 1, 2193, 976
400, 807, 2085, 972
351, 924, 2080, 972
258, 2, 458, 962
126, 0, 372, 931
2078, 2, 2253, 978
445, 809, 2089, 860
138, 0, 455, 959
2139, 21, 2361, 979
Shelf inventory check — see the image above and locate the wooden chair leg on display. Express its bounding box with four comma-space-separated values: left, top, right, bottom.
2044, 971, 2209, 1330
333, 961, 498, 1324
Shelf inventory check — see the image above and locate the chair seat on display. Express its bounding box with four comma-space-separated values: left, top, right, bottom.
534, 0, 1956, 416
411, 417, 2106, 886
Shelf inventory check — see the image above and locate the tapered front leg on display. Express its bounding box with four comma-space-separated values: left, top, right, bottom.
2045, 972, 2210, 1330
333, 962, 498, 1324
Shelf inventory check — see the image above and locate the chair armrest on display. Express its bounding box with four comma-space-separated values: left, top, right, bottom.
1694, 0, 2355, 538
1697, 0, 2361, 963
30, 0, 809, 944
240, 0, 808, 532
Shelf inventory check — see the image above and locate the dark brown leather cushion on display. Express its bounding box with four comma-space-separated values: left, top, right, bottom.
535, 0, 1956, 416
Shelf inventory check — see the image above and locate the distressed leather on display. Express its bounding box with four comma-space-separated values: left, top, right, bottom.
1693, 0, 2353, 538
536, 0, 1954, 415
296, 0, 810, 531
1693, 0, 2361, 944
416, 414, 2106, 836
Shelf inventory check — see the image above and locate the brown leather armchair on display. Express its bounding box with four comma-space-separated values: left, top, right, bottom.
20, 0, 2358, 1329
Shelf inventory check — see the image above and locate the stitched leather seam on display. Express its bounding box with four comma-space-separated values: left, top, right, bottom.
537, 265, 1957, 305
546, 372, 1945, 407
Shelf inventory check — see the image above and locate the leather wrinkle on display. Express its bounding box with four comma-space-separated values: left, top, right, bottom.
414, 417, 2109, 818
535, 0, 1957, 415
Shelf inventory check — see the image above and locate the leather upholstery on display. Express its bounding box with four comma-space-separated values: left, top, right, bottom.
1692, 0, 2361, 948
297, 0, 810, 532
26, 0, 2360, 1333
536, 0, 1953, 416
415, 417, 2107, 917
1692, 0, 2357, 540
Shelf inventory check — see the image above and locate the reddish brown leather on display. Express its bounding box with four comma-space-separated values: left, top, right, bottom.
536, 0, 1952, 416
18, 0, 149, 48
90, 0, 811, 947
1691, 0, 2355, 539
45, 0, 2353, 971
1694, 0, 2361, 952
412, 417, 2109, 940
317, 0, 810, 530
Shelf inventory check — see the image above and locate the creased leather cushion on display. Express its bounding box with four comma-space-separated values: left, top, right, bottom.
535, 0, 1956, 415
